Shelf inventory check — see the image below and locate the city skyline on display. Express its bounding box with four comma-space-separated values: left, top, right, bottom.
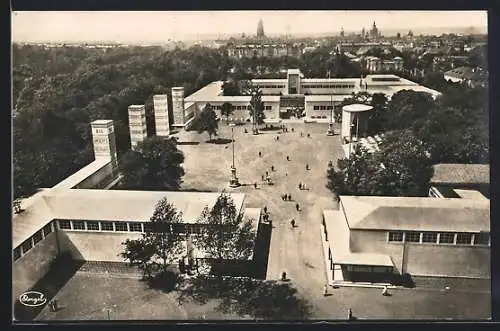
12, 11, 487, 43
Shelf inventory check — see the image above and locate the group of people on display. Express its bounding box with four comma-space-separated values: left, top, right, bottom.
298, 182, 307, 190
281, 193, 292, 201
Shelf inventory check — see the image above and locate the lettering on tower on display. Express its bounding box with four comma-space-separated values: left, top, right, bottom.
91, 120, 118, 169
153, 95, 170, 136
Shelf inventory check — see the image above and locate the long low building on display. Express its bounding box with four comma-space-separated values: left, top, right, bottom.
321, 195, 490, 285
173, 69, 441, 126
12, 119, 262, 310
13, 188, 260, 300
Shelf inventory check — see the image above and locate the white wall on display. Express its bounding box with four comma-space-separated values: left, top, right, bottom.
13, 231, 59, 300
349, 229, 490, 278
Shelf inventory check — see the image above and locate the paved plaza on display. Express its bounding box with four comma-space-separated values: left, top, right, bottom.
34, 122, 491, 321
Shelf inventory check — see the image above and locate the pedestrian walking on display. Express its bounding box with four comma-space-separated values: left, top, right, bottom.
323, 284, 328, 296
302, 183, 307, 190
298, 183, 302, 190
281, 271, 287, 281
296, 203, 300, 211
244, 128, 248, 133
277, 136, 280, 141
382, 286, 389, 296
281, 194, 286, 201
348, 308, 353, 320
291, 127, 295, 132
286, 155, 290, 161
290, 219, 295, 228
266, 171, 269, 177
254, 182, 257, 189
258, 151, 262, 157
261, 174, 264, 181
306, 164, 309, 171
271, 165, 274, 171
264, 206, 268, 214
300, 132, 303, 137
288, 194, 292, 201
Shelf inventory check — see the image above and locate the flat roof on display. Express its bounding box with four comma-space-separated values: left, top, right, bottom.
340, 196, 490, 233
91, 119, 113, 125
128, 105, 145, 109
305, 95, 353, 102
453, 189, 488, 201
343, 104, 373, 112
184, 81, 223, 102
13, 190, 54, 248
52, 158, 111, 190
252, 79, 287, 83
334, 252, 394, 267
13, 189, 246, 249
389, 85, 441, 98
431, 164, 490, 185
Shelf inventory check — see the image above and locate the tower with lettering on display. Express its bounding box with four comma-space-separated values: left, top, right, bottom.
91, 120, 118, 169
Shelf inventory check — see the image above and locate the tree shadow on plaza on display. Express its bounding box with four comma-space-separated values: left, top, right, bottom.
207, 138, 233, 145
14, 253, 84, 321
178, 276, 313, 320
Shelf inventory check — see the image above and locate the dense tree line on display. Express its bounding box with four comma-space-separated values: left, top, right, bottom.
327, 83, 488, 197
13, 44, 231, 198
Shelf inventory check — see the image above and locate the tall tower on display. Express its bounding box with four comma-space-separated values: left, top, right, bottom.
128, 105, 147, 150
91, 120, 118, 169
340, 27, 345, 37
257, 18, 265, 38
171, 87, 185, 127
153, 94, 170, 137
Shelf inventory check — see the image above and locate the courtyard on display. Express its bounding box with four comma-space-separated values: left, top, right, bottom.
31, 122, 491, 321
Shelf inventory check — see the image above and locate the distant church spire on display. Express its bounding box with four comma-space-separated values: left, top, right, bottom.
257, 18, 265, 38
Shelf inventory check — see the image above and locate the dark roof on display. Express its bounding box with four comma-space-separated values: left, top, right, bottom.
431, 163, 490, 185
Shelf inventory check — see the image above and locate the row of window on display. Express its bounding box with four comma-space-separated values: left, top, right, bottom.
257, 85, 286, 89
14, 223, 54, 261
313, 105, 334, 110
302, 84, 356, 89
388, 231, 490, 246
212, 105, 273, 111
56, 219, 206, 235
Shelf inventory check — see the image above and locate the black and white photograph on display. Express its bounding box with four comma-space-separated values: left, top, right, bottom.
11, 10, 490, 321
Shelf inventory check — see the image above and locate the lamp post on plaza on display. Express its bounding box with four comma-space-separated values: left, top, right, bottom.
327, 94, 335, 136
229, 127, 240, 188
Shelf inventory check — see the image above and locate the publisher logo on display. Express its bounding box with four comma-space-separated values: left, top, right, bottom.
19, 291, 47, 307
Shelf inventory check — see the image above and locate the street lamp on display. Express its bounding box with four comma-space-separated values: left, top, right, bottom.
229, 127, 240, 188
327, 93, 335, 136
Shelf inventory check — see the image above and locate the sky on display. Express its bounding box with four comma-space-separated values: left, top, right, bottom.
12, 11, 488, 43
